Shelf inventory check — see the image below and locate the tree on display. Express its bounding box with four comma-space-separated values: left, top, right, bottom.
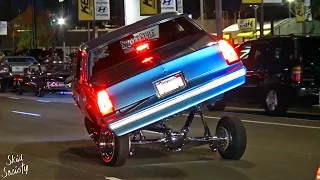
9, 6, 54, 49
311, 0, 320, 20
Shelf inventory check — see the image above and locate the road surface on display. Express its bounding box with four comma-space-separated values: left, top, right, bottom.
0, 95, 319, 180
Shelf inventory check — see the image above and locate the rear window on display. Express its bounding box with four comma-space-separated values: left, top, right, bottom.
299, 37, 320, 66
4, 57, 37, 63
89, 16, 203, 77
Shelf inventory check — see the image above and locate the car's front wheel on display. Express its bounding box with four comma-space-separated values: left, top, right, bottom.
216, 116, 247, 160
263, 87, 288, 116
99, 129, 129, 167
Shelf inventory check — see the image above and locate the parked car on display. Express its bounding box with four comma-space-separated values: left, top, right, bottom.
71, 12, 248, 167
211, 35, 320, 116
14, 62, 71, 97
0, 56, 38, 93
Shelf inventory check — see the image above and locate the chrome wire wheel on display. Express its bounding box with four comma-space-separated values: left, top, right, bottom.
216, 126, 232, 152
99, 129, 115, 163
266, 90, 278, 111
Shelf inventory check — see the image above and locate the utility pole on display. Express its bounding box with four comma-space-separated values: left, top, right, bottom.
254, 5, 258, 39
215, 0, 223, 38
200, 0, 204, 28
259, 4, 264, 38
32, 0, 37, 49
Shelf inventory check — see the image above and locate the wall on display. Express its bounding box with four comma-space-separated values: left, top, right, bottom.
124, 0, 149, 26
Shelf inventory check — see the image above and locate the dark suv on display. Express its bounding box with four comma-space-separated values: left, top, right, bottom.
213, 35, 320, 115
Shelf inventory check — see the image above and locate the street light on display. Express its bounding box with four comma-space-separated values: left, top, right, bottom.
57, 18, 65, 25
287, 0, 294, 34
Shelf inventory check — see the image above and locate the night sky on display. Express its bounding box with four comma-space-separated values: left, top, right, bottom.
1, 0, 288, 24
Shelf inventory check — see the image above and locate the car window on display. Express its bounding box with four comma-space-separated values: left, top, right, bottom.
271, 38, 295, 70
7, 57, 37, 63
89, 17, 203, 77
251, 42, 273, 69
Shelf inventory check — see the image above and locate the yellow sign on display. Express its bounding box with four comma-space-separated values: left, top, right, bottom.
238, 18, 256, 32
78, 0, 94, 21
140, 0, 159, 16
242, 0, 262, 4
295, 0, 305, 22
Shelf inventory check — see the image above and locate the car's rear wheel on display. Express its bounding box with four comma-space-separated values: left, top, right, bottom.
263, 87, 288, 116
100, 128, 129, 167
216, 116, 247, 160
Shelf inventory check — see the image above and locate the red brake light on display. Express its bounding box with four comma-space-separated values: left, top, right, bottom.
142, 57, 153, 63
218, 40, 239, 65
136, 43, 149, 52
291, 65, 302, 82
97, 90, 114, 116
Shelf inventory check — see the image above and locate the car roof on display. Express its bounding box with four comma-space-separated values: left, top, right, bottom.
83, 12, 181, 51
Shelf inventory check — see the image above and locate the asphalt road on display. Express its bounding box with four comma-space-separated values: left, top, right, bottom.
0, 94, 320, 180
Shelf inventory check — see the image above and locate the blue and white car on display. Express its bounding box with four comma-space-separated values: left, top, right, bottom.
72, 12, 247, 167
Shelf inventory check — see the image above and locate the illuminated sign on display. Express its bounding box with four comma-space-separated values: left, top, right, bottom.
140, 0, 160, 16
94, 0, 110, 20
78, 0, 94, 21
238, 18, 255, 32
242, 0, 262, 4
161, 0, 177, 13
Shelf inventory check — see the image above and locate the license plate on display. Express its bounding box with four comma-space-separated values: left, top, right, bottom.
154, 73, 187, 98
12, 66, 22, 71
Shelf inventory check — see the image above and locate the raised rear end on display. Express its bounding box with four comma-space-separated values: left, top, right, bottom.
74, 14, 246, 136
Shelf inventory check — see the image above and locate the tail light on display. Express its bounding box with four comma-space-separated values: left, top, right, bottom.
135, 43, 150, 54
291, 65, 302, 82
14, 77, 23, 82
218, 40, 239, 65
97, 90, 114, 116
316, 166, 320, 180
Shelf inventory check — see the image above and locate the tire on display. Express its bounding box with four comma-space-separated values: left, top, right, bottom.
216, 116, 247, 160
262, 86, 288, 116
0, 79, 6, 93
99, 128, 129, 167
207, 98, 227, 111
84, 117, 101, 146
15, 82, 23, 95
35, 88, 44, 97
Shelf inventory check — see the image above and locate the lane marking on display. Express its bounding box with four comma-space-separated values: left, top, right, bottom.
128, 160, 214, 168
36, 100, 51, 103
217, 110, 320, 123
105, 177, 123, 180
183, 114, 320, 129
12, 111, 41, 117
8, 97, 20, 100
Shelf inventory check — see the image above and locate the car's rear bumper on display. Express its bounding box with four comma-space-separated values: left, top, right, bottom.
107, 67, 246, 136
294, 86, 319, 105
